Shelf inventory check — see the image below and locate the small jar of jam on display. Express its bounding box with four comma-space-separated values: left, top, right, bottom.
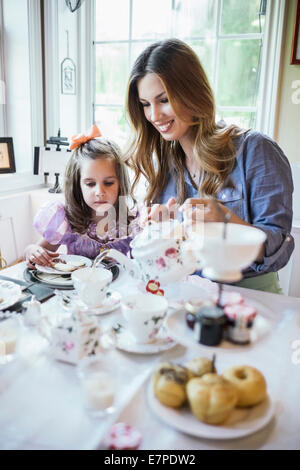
224, 304, 257, 345
194, 305, 226, 346
185, 299, 213, 331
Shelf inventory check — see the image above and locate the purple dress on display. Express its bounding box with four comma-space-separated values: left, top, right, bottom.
34, 201, 133, 259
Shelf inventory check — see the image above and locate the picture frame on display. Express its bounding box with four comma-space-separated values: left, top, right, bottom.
0, 138, 16, 173
61, 57, 76, 95
291, 0, 300, 65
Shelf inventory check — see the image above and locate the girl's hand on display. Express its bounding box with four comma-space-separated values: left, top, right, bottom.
180, 198, 231, 225
139, 197, 177, 227
24, 244, 59, 269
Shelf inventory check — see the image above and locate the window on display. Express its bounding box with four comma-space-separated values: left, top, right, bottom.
93, 0, 268, 146
0, 0, 44, 192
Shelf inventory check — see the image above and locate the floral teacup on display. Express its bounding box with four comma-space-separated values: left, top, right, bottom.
72, 267, 112, 308
121, 293, 168, 344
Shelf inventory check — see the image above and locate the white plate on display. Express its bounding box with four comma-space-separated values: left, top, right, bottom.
35, 254, 92, 275
76, 291, 122, 315
147, 381, 275, 440
165, 298, 272, 355
0, 281, 22, 311
34, 272, 74, 287
112, 322, 176, 355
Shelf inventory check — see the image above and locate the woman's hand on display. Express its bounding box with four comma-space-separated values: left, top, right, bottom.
180, 198, 231, 225
139, 197, 178, 226
24, 244, 59, 269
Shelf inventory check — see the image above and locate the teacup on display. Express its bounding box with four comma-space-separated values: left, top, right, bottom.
121, 293, 168, 343
72, 267, 112, 308
189, 222, 267, 282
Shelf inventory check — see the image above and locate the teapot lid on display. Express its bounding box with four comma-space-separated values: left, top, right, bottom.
132, 220, 185, 249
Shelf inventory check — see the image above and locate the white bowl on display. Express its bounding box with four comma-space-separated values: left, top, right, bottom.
190, 222, 267, 282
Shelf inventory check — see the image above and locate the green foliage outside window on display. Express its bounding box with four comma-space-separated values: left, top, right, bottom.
94, 0, 265, 146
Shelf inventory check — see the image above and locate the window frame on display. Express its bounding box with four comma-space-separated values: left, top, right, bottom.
0, 0, 7, 136
90, 0, 287, 138
0, 0, 44, 193
0, 0, 287, 193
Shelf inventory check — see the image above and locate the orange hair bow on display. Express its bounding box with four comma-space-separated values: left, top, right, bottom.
70, 124, 102, 150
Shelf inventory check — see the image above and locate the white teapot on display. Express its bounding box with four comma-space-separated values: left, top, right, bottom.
95, 220, 267, 285
96, 220, 199, 285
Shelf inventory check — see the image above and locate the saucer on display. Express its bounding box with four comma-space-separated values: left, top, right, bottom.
0, 280, 22, 311
111, 322, 176, 355
74, 291, 122, 315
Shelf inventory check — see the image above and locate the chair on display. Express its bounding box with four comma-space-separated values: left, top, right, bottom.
0, 249, 8, 270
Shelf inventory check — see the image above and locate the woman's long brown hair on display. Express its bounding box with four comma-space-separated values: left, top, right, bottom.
125, 38, 245, 205
64, 138, 133, 234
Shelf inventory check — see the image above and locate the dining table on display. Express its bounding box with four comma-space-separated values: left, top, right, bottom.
0, 261, 300, 451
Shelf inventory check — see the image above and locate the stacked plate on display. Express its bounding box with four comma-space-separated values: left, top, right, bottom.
24, 254, 119, 289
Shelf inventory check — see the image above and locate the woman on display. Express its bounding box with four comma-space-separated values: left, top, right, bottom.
125, 38, 294, 293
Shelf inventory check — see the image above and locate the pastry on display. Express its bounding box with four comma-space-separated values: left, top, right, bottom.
0, 297, 3, 304
187, 373, 238, 424
152, 362, 193, 408
186, 356, 216, 377
53, 263, 77, 272
50, 257, 66, 267
223, 365, 267, 407
53, 260, 86, 272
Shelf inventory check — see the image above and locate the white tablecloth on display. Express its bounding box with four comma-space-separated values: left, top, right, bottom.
1, 262, 300, 450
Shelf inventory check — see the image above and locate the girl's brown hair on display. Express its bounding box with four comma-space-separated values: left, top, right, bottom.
125, 38, 245, 205
64, 138, 133, 233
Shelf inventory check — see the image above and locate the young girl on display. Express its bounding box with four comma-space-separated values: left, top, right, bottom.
25, 125, 136, 268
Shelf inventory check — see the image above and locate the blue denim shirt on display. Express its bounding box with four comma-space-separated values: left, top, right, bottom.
157, 130, 295, 278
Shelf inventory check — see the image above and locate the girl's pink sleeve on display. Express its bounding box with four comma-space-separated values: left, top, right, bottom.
33, 201, 71, 245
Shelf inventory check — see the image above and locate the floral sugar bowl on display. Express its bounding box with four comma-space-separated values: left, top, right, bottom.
51, 308, 102, 365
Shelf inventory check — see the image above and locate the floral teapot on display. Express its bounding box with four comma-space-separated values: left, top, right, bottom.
96, 220, 200, 285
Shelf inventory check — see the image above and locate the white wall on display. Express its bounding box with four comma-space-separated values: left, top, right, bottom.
275, 0, 300, 165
